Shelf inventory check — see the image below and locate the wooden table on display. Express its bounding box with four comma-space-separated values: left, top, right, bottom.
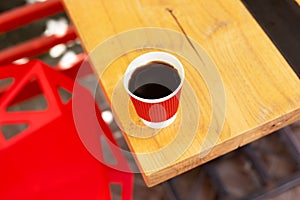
63, 0, 300, 187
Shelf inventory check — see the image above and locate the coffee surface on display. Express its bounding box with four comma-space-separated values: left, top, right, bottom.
129, 61, 181, 99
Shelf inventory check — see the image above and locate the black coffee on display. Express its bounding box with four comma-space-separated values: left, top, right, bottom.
129, 61, 181, 99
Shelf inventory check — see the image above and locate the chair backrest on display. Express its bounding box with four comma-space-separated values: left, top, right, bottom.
0, 60, 133, 200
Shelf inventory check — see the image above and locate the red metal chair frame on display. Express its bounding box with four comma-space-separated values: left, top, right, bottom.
0, 60, 133, 200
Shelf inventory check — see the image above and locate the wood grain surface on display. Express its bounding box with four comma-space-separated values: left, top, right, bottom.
63, 0, 300, 187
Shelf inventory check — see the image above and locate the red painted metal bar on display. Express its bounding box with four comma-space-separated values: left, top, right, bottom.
0, 0, 63, 33
0, 0, 94, 76
0, 26, 77, 65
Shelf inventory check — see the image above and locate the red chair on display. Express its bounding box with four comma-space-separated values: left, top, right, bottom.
0, 60, 133, 199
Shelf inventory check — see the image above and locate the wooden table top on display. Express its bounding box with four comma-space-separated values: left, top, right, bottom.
63, 0, 300, 187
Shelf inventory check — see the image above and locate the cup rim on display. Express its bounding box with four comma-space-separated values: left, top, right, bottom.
123, 51, 185, 103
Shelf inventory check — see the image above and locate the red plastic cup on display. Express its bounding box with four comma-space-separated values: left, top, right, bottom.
123, 52, 184, 129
